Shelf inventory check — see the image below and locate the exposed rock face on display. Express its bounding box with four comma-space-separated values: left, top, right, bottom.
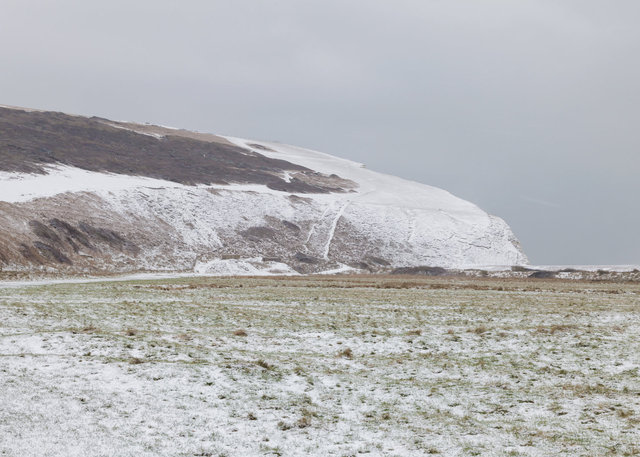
0, 105, 528, 274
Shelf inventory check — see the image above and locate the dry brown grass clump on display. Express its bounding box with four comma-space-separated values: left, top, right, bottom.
617, 408, 634, 418
296, 416, 311, 428
255, 359, 274, 370
277, 421, 291, 431
337, 348, 353, 359
469, 325, 488, 335
536, 324, 578, 334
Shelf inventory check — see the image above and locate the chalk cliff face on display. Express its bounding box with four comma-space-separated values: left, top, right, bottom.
0, 105, 527, 274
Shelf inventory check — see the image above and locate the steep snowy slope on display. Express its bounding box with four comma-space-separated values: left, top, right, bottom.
222, 137, 526, 268
0, 106, 527, 274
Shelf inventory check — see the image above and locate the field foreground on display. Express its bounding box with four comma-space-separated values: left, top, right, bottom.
1, 275, 639, 456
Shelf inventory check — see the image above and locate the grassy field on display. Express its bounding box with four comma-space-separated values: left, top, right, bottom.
1, 275, 639, 456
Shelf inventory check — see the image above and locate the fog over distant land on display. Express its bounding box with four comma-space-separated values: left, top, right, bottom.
1, 0, 638, 264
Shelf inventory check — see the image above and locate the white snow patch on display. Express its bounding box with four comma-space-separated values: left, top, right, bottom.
223, 136, 482, 218
322, 201, 349, 259
282, 170, 294, 183
193, 258, 299, 276
0, 165, 189, 203
317, 263, 360, 275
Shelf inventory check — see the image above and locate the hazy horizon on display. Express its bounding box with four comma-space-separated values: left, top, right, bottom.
2, 0, 638, 265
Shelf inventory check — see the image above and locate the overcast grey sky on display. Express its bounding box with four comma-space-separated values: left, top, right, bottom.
1, 0, 638, 265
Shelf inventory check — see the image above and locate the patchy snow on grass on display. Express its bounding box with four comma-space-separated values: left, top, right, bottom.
0, 272, 199, 289
1, 276, 638, 457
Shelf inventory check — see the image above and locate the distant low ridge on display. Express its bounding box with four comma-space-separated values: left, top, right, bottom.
0, 105, 527, 274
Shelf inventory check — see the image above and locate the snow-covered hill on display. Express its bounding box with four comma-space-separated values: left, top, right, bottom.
0, 106, 527, 274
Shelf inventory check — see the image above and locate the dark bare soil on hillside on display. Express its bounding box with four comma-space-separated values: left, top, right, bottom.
0, 107, 350, 193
